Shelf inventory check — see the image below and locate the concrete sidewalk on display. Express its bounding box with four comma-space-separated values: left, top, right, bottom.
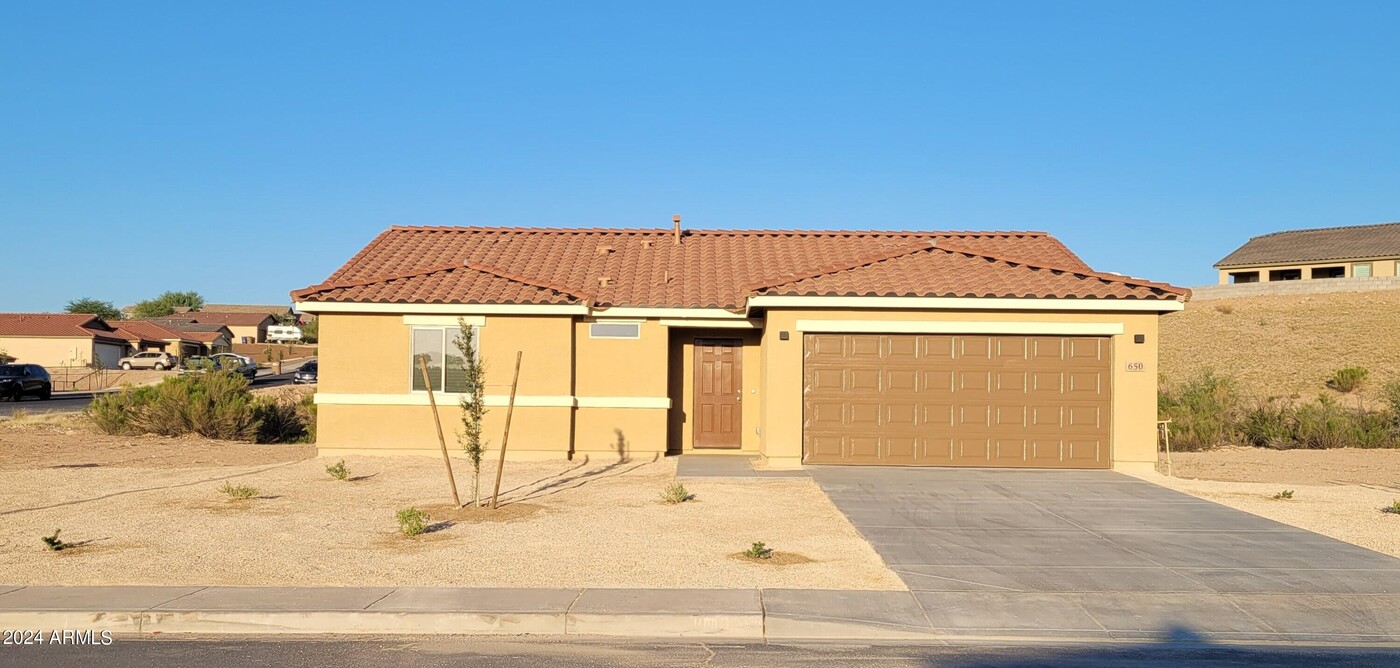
4, 585, 1400, 644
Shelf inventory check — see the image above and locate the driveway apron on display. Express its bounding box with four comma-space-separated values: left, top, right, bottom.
810, 467, 1400, 642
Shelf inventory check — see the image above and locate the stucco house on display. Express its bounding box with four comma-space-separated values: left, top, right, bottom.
0, 313, 146, 369
112, 320, 204, 360
1216, 221, 1400, 284
177, 312, 277, 344
143, 320, 235, 353
293, 223, 1187, 472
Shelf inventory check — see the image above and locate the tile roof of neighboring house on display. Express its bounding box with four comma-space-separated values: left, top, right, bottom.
204, 304, 293, 316
158, 323, 233, 334
183, 312, 277, 326
112, 320, 187, 343
0, 313, 129, 343
181, 331, 228, 343
1216, 222, 1400, 267
293, 226, 1186, 309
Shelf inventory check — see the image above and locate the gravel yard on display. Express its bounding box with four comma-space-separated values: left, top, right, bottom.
0, 422, 902, 590
1146, 447, 1400, 559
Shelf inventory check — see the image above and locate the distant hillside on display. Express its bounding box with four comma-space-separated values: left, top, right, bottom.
1160, 290, 1400, 402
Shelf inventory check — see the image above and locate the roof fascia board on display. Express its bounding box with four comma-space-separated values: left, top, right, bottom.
745, 295, 1184, 313
588, 307, 748, 319
658, 318, 762, 329
1216, 255, 1400, 269
295, 302, 589, 315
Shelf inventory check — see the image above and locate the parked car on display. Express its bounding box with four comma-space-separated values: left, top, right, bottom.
210, 353, 259, 381
181, 354, 258, 381
118, 351, 178, 371
292, 360, 318, 385
0, 364, 52, 401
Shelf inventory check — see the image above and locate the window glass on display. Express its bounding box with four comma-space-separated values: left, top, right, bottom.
445, 329, 471, 393
589, 322, 641, 339
411, 328, 444, 391
1354, 263, 1373, 278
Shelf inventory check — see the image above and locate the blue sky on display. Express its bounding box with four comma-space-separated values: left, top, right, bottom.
3, 2, 1398, 311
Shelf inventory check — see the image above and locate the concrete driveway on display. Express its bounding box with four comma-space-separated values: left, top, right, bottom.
808, 467, 1400, 642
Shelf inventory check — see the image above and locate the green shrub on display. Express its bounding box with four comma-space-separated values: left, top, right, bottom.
1383, 380, 1400, 421
1328, 366, 1369, 393
1384, 500, 1400, 515
326, 459, 350, 481
41, 529, 68, 551
219, 481, 258, 500
1240, 397, 1293, 449
253, 394, 309, 444
1273, 490, 1294, 500
660, 482, 693, 504
1158, 370, 1240, 451
397, 507, 429, 536
743, 542, 773, 559
85, 375, 313, 443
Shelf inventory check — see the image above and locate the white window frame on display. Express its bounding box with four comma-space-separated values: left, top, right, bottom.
409, 326, 477, 393
588, 320, 642, 340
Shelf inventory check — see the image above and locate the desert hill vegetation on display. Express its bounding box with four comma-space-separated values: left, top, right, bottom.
1161, 290, 1400, 404
1158, 290, 1400, 451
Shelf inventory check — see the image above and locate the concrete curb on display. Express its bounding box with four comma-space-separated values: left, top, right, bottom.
6, 585, 1400, 645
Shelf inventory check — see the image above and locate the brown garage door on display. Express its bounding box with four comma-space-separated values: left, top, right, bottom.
803, 334, 1111, 468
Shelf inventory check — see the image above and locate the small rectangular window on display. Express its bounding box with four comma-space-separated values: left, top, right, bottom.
589, 321, 641, 339
1354, 263, 1373, 278
411, 326, 475, 392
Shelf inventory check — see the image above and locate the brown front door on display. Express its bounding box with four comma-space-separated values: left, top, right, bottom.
803, 334, 1112, 468
694, 338, 742, 449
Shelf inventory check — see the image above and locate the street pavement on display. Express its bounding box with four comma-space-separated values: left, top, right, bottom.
3, 637, 1400, 667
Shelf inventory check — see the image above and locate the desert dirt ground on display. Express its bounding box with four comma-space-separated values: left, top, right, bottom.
1149, 447, 1400, 559
1160, 290, 1400, 403
0, 420, 903, 590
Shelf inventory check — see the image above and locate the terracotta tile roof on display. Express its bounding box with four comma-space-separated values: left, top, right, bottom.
1216, 222, 1400, 267
294, 226, 1183, 309
752, 242, 1188, 300
181, 331, 227, 343
112, 320, 187, 343
182, 312, 277, 327
0, 313, 128, 343
155, 323, 233, 335
204, 304, 293, 316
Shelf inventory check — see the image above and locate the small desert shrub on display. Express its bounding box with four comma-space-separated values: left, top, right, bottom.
326, 459, 350, 481
253, 393, 309, 444
219, 481, 258, 500
743, 542, 773, 559
1383, 380, 1400, 421
1273, 490, 1294, 500
660, 482, 693, 504
87, 384, 159, 435
397, 507, 429, 536
1328, 366, 1369, 393
1240, 397, 1293, 449
1213, 302, 1235, 315
1384, 500, 1400, 515
41, 529, 68, 551
1158, 370, 1240, 451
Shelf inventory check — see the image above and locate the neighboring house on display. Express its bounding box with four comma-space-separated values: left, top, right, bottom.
111, 320, 203, 360
1215, 222, 1400, 284
142, 320, 235, 354
204, 303, 311, 324
176, 312, 277, 344
0, 313, 141, 369
293, 224, 1187, 472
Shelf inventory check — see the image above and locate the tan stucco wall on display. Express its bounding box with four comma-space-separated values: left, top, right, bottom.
1219, 257, 1400, 283
225, 324, 266, 344
755, 308, 1162, 473
572, 319, 669, 457
0, 337, 100, 368
667, 330, 762, 455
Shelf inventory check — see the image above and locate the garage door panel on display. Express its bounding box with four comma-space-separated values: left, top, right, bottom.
849, 368, 882, 392
803, 333, 1111, 468
807, 334, 846, 360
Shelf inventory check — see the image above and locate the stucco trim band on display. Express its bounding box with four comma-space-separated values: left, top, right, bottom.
794, 319, 1126, 336
402, 315, 488, 327
315, 393, 670, 409
746, 296, 1184, 313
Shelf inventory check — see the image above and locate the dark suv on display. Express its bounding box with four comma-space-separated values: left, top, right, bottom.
0, 364, 53, 402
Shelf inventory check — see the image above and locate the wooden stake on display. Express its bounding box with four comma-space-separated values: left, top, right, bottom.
490, 351, 523, 510
419, 355, 462, 508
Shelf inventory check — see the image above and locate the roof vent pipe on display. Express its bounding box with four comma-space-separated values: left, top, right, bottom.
672, 214, 682, 246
